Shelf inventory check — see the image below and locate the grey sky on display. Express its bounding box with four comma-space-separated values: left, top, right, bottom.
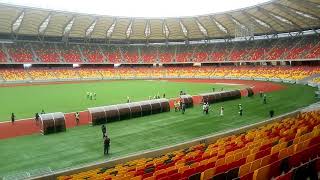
0, 0, 270, 18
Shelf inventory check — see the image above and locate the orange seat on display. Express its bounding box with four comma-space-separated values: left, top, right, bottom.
239, 163, 251, 177
200, 167, 215, 180
252, 164, 271, 180
250, 159, 262, 172
215, 157, 225, 167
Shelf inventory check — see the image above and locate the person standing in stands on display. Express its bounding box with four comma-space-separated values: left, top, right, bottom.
104, 135, 111, 155
11, 113, 15, 124
75, 112, 80, 126
35, 112, 40, 125
101, 124, 107, 138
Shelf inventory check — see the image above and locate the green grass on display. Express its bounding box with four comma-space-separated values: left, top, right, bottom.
0, 80, 243, 121
0, 83, 317, 178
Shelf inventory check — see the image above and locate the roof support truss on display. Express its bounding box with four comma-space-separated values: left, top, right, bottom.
241, 11, 273, 36
273, 3, 316, 32
287, 0, 320, 20
106, 18, 116, 40
11, 10, 25, 34
257, 7, 293, 32
209, 16, 230, 36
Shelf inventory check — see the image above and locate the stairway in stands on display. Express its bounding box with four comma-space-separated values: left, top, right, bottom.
299, 73, 320, 84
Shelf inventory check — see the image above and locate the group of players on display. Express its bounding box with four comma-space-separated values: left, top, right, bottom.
86, 92, 97, 100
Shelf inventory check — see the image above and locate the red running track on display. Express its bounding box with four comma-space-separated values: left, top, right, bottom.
0, 79, 285, 140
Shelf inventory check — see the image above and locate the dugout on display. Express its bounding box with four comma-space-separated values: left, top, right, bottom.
88, 99, 170, 125
200, 90, 241, 104
40, 112, 66, 135
179, 94, 194, 108
246, 87, 254, 97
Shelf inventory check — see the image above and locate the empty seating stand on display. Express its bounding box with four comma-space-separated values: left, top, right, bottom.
58, 110, 320, 180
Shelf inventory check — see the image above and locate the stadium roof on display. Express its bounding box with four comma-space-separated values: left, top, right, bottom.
0, 0, 319, 43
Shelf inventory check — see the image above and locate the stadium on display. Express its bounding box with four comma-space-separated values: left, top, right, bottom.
0, 0, 320, 179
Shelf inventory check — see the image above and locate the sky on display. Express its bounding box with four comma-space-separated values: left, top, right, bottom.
0, 0, 270, 18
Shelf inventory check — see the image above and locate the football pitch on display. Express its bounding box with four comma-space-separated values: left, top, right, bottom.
0, 80, 317, 178
0, 80, 243, 122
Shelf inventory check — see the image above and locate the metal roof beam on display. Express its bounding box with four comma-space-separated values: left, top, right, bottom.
227, 14, 248, 30
209, 16, 230, 36
195, 17, 208, 39
162, 20, 170, 40
11, 10, 25, 34
305, 0, 320, 6
85, 18, 97, 39
279, 1, 320, 20
262, 6, 303, 31
290, 0, 320, 19
243, 11, 276, 33
145, 20, 151, 39
179, 19, 189, 39
273, 3, 316, 30
125, 18, 133, 40
38, 12, 51, 35
257, 7, 291, 31
106, 18, 116, 40
240, 11, 271, 35
62, 16, 75, 39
